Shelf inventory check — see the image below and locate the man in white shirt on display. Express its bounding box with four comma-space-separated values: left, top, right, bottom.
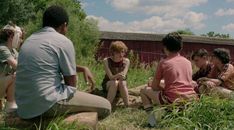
15, 5, 111, 119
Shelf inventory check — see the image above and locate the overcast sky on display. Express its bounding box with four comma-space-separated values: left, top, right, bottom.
81, 0, 234, 38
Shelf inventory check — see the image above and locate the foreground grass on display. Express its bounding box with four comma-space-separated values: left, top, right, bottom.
3, 95, 234, 130
98, 95, 234, 130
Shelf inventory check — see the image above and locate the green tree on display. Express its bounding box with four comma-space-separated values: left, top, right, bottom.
24, 0, 100, 60
29, 0, 48, 12
1, 0, 100, 60
77, 18, 100, 58
176, 28, 194, 35
201, 31, 230, 39
0, 0, 35, 26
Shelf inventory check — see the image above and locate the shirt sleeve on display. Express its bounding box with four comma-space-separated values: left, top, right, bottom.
0, 46, 14, 63
218, 64, 233, 82
58, 40, 76, 76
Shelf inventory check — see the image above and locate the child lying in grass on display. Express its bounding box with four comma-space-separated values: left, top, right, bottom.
198, 48, 234, 98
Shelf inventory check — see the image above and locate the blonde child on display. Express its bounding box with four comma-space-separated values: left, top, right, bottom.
0, 23, 23, 112
102, 41, 130, 107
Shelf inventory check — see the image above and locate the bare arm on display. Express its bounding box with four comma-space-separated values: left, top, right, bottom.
103, 58, 116, 80
198, 77, 222, 87
207, 78, 222, 86
64, 75, 77, 87
119, 58, 130, 79
198, 77, 222, 85
148, 61, 164, 91
151, 78, 163, 91
76, 65, 95, 89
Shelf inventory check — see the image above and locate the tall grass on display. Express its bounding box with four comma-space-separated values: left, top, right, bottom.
155, 95, 234, 130
2, 58, 234, 130
98, 95, 234, 130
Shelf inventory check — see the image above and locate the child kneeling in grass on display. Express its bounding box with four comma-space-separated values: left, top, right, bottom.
140, 32, 198, 127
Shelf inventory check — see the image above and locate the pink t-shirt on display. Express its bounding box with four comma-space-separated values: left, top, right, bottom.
156, 53, 196, 103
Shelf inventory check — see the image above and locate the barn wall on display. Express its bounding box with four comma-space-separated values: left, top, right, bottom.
96, 39, 234, 63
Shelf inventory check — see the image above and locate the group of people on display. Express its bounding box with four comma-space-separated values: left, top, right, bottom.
0, 5, 234, 128
139, 34, 234, 126
192, 48, 234, 98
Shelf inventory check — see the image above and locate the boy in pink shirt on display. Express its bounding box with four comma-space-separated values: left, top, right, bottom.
140, 32, 198, 127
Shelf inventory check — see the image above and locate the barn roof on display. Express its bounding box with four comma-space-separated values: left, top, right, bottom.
100, 31, 234, 46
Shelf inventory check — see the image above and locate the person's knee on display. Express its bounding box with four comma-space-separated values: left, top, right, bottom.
118, 80, 127, 87
108, 81, 118, 88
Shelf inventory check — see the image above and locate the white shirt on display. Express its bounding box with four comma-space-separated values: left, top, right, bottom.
15, 27, 76, 119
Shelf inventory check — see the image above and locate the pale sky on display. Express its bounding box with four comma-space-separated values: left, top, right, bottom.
81, 0, 234, 38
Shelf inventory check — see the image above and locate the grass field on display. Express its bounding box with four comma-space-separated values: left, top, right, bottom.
1, 60, 234, 130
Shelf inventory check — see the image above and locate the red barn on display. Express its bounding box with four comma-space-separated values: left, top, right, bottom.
96, 31, 234, 63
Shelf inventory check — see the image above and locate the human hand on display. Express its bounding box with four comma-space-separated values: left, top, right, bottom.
205, 80, 216, 87
83, 67, 95, 89
86, 82, 95, 93
197, 77, 210, 84
116, 73, 126, 80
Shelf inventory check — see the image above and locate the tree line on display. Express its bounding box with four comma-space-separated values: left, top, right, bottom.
177, 28, 231, 39
0, 0, 100, 60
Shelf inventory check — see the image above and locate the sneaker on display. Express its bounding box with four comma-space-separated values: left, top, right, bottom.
147, 112, 156, 127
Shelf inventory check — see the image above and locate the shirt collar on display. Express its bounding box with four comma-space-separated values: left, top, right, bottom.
167, 53, 180, 58
41, 27, 57, 32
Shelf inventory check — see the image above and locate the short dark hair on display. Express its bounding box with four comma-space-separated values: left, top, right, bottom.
191, 48, 208, 60
162, 32, 182, 52
43, 5, 69, 28
213, 48, 230, 64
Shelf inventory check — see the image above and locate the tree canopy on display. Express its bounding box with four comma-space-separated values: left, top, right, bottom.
0, 0, 35, 26
176, 28, 194, 35
0, 0, 100, 59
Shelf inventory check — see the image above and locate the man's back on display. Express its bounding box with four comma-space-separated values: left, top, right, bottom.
15, 27, 76, 119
